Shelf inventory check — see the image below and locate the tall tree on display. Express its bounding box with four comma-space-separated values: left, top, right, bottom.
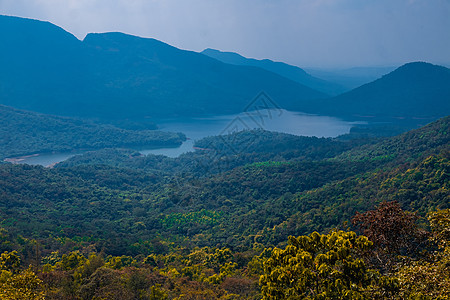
259, 230, 388, 299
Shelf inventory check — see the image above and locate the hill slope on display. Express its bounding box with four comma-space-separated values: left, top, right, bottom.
0, 104, 185, 159
0, 15, 326, 121
0, 115, 447, 254
313, 62, 450, 123
202, 48, 346, 95
0, 15, 89, 111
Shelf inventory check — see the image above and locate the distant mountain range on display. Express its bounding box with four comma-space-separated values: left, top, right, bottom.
304, 66, 397, 91
0, 15, 326, 121
1, 15, 449, 127
201, 48, 346, 95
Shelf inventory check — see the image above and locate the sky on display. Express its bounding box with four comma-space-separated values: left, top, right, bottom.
1, 0, 449, 68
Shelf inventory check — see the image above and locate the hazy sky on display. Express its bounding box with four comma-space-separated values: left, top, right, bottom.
1, 0, 449, 68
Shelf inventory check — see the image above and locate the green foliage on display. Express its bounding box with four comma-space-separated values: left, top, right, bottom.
148, 284, 168, 299
0, 117, 448, 258
333, 115, 449, 165
161, 209, 223, 230
0, 104, 185, 159
57, 251, 86, 271
105, 255, 137, 270
60, 129, 365, 176
0, 251, 21, 272
264, 150, 449, 248
0, 268, 45, 300
0, 112, 448, 298
260, 230, 379, 299
428, 209, 450, 248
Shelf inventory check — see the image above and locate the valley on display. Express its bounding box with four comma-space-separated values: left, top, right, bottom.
5, 109, 356, 166
0, 13, 449, 300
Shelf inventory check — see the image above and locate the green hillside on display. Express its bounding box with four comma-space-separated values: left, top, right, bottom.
0, 14, 449, 300
0, 116, 447, 251
0, 104, 185, 159
58, 129, 368, 174
0, 115, 448, 298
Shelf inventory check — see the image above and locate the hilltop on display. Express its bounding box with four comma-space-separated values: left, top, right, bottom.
313, 62, 450, 123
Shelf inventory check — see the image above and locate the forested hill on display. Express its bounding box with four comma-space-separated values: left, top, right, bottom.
57, 129, 372, 174
0, 15, 325, 121
334, 115, 450, 164
1, 13, 449, 300
0, 104, 185, 159
0, 115, 448, 298
1, 116, 447, 251
313, 62, 450, 123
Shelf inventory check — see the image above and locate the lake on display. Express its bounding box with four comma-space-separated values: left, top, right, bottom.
7, 110, 357, 166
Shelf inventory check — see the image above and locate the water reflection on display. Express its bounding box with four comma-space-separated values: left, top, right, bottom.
7, 110, 357, 165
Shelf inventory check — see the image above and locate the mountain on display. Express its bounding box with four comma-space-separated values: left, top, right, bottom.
304, 66, 396, 90
312, 62, 450, 124
0, 15, 326, 121
0, 104, 185, 159
202, 48, 346, 95
0, 15, 88, 111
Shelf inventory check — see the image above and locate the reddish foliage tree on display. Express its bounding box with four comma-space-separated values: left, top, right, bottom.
352, 201, 426, 271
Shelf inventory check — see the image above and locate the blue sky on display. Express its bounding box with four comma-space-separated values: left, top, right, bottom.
1, 0, 449, 68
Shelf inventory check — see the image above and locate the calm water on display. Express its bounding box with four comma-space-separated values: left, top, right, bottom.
7, 110, 357, 166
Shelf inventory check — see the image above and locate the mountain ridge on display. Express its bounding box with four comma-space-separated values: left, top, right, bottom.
0, 15, 326, 121
311, 62, 450, 123
1, 15, 449, 129
202, 48, 346, 95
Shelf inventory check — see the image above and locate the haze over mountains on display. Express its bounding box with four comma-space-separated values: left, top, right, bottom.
0, 15, 325, 122
313, 62, 450, 123
0, 12, 449, 298
305, 66, 397, 91
201, 48, 347, 95
1, 14, 449, 129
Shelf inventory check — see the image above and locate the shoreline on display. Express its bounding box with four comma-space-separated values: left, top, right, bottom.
4, 153, 40, 163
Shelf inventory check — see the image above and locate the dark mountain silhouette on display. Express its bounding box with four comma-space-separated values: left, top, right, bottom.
2, 15, 449, 128
0, 15, 88, 112
202, 48, 346, 95
312, 62, 450, 124
0, 15, 326, 121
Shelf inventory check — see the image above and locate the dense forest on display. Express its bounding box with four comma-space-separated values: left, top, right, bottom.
0, 104, 185, 159
0, 116, 448, 299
